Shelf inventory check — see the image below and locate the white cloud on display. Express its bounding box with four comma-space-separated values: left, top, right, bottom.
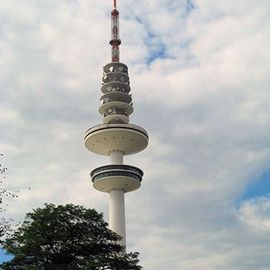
239, 197, 270, 230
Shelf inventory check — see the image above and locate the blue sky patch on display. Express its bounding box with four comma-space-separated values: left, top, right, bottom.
145, 31, 168, 65
0, 249, 12, 264
134, 16, 168, 65
146, 42, 167, 65
186, 0, 195, 12
240, 170, 270, 201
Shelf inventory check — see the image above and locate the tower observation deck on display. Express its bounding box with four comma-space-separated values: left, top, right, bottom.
84, 0, 148, 247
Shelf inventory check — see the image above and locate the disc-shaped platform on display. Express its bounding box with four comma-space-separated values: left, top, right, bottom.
84, 123, 148, 156
93, 176, 140, 193
91, 164, 143, 193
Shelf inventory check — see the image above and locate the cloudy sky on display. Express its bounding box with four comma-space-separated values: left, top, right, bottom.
1, 0, 270, 269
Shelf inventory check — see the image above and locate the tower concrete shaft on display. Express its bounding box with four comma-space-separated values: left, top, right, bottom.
109, 151, 126, 246
85, 0, 148, 247
109, 190, 126, 246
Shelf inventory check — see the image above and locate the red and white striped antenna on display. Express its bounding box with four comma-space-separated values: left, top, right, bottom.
110, 0, 121, 62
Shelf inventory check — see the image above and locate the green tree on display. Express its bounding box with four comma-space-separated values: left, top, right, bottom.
0, 204, 142, 270
0, 154, 18, 240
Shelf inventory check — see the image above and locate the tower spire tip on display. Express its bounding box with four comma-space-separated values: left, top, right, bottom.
110, 0, 120, 62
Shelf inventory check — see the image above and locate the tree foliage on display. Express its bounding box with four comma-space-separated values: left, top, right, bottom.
0, 204, 142, 270
0, 154, 18, 240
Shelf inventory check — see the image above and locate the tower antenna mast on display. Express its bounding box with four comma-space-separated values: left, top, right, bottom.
110, 0, 121, 62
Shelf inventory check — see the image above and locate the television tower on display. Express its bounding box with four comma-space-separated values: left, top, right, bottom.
84, 0, 149, 246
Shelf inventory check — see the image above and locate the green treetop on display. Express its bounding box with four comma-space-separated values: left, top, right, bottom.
0, 203, 142, 270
